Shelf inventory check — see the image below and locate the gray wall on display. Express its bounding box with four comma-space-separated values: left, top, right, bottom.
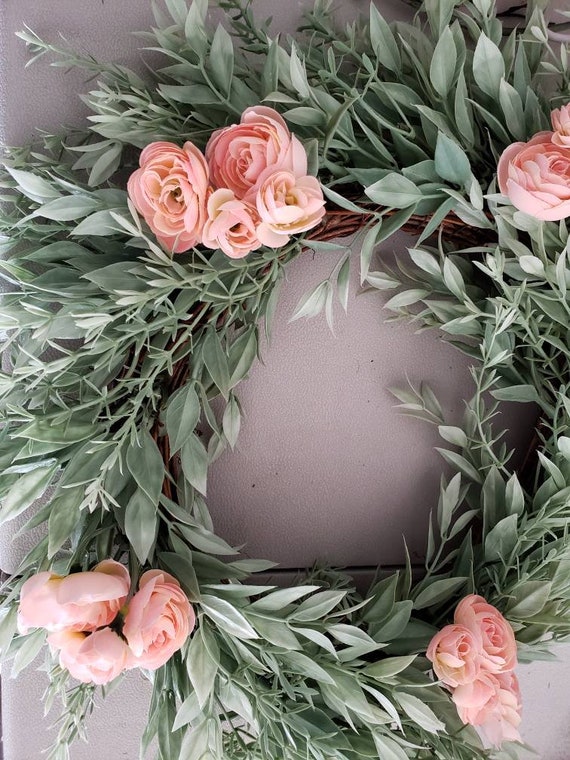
0, 0, 569, 757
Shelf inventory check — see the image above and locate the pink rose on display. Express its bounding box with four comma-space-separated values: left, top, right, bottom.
205, 106, 307, 198
49, 628, 131, 685
552, 104, 570, 148
17, 560, 130, 634
202, 188, 262, 258
453, 672, 522, 747
253, 170, 326, 247
127, 140, 210, 253
497, 131, 570, 220
123, 569, 195, 670
454, 595, 517, 674
426, 623, 483, 688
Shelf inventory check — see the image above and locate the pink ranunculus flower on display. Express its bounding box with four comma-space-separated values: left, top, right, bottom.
127, 140, 210, 253
49, 628, 131, 685
17, 560, 130, 635
205, 106, 307, 199
426, 623, 483, 688
202, 188, 262, 258
452, 672, 522, 747
497, 131, 570, 221
552, 104, 570, 149
253, 170, 326, 247
454, 595, 517, 674
123, 569, 195, 670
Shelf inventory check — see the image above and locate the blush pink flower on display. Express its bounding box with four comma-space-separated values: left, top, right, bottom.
426, 623, 483, 688
253, 170, 326, 247
202, 188, 261, 258
127, 141, 210, 253
552, 104, 570, 148
17, 560, 130, 634
497, 131, 570, 220
123, 569, 195, 670
452, 672, 522, 747
454, 595, 517, 674
49, 628, 131, 685
205, 106, 307, 199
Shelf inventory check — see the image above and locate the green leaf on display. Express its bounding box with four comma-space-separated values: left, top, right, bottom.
507, 581, 552, 619
434, 132, 471, 187
124, 489, 158, 563
499, 79, 526, 141
126, 430, 165, 504
13, 420, 96, 446
289, 280, 329, 321
484, 514, 518, 562
472, 33, 505, 97
396, 692, 445, 733
372, 734, 409, 760
289, 44, 310, 99
201, 595, 257, 640
88, 142, 123, 186
369, 3, 401, 72
202, 330, 230, 399
438, 426, 468, 447
160, 84, 220, 105
48, 486, 84, 558
187, 626, 219, 708
291, 590, 347, 622
250, 586, 320, 612
430, 27, 457, 97
228, 327, 258, 387
5, 167, 61, 202
442, 257, 466, 299
33, 195, 100, 221
10, 629, 46, 677
413, 576, 468, 609
159, 552, 201, 601
284, 107, 325, 127
1, 463, 57, 525
365, 174, 423, 208
365, 654, 417, 679
505, 474, 525, 516
166, 384, 201, 454
222, 395, 241, 449
282, 652, 335, 684
491, 385, 541, 403
209, 24, 234, 96
180, 435, 209, 496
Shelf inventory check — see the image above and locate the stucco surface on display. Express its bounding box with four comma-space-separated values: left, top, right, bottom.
0, 0, 569, 757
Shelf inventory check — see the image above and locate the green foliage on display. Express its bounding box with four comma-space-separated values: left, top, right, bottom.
1, 0, 570, 758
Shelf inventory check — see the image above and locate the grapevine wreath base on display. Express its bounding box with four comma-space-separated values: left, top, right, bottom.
2, 1, 570, 759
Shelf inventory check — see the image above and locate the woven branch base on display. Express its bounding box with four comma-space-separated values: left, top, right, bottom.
310, 198, 496, 248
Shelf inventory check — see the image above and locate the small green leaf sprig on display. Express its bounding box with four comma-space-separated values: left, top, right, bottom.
0, 0, 569, 758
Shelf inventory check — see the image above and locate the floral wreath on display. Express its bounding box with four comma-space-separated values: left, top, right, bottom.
1, 1, 570, 758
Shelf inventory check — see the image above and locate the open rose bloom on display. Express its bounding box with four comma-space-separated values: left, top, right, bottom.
17, 559, 130, 634
205, 105, 308, 198
49, 628, 131, 686
18, 561, 194, 685
427, 594, 521, 747
498, 105, 570, 221
127, 140, 210, 252
123, 569, 196, 670
128, 106, 325, 257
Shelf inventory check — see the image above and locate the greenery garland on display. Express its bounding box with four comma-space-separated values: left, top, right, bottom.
1, 0, 570, 758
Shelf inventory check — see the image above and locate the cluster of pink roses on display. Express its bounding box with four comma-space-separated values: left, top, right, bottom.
17, 560, 194, 685
498, 103, 570, 221
426, 594, 521, 747
127, 106, 326, 258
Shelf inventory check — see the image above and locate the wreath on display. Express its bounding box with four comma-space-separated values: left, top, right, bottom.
1, 1, 570, 758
